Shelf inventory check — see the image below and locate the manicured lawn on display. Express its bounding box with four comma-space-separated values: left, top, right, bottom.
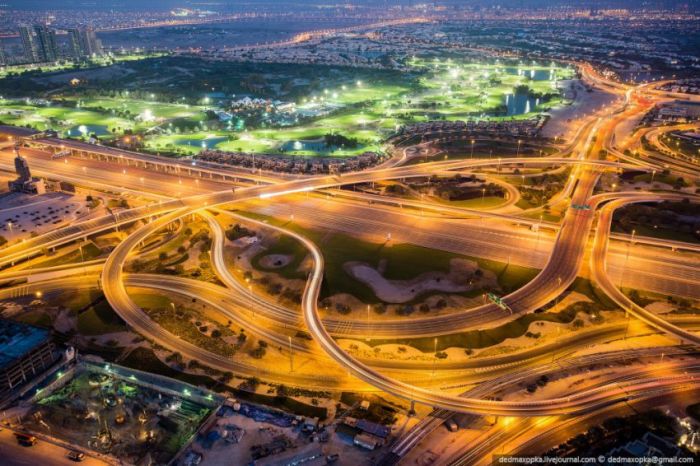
252, 234, 309, 279
14, 310, 52, 327
371, 300, 601, 352
1, 57, 573, 157
242, 212, 542, 302
55, 288, 103, 312
130, 292, 174, 310
441, 196, 506, 209
77, 298, 128, 335
476, 257, 540, 293
28, 242, 102, 269
0, 52, 164, 79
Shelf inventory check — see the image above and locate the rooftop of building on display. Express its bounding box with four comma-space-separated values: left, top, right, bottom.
0, 125, 39, 138
0, 319, 51, 370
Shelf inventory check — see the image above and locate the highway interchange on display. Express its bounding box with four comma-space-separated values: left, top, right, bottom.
0, 62, 699, 463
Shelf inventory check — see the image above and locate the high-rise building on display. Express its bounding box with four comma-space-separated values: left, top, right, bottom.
67, 27, 103, 59
84, 27, 103, 56
19, 25, 39, 63
33, 25, 58, 62
18, 24, 59, 63
67, 28, 81, 58
9, 147, 45, 194
14, 153, 32, 182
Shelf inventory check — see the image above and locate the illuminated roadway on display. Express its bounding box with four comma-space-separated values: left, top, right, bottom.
0, 62, 697, 419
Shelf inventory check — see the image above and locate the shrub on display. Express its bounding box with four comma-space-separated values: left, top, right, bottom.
250, 346, 266, 359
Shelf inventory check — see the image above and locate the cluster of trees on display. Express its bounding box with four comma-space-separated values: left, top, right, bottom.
323, 132, 359, 149
225, 223, 255, 241
615, 200, 699, 240
435, 181, 503, 202
526, 374, 549, 393
320, 297, 451, 317
249, 339, 268, 359
257, 275, 302, 304
519, 171, 569, 207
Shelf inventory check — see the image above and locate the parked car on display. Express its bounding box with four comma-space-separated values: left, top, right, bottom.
14, 433, 37, 446
67, 450, 85, 462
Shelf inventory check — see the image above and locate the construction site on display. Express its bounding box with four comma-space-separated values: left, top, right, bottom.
20, 362, 219, 465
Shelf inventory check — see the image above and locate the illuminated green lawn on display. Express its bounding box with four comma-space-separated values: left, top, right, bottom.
0, 58, 574, 157
0, 97, 206, 138
0, 52, 165, 79
0, 101, 134, 135
81, 97, 205, 120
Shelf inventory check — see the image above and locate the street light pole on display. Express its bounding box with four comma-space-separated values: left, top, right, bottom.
432, 337, 438, 377
366, 304, 371, 342
555, 276, 562, 311
248, 284, 254, 320
620, 229, 635, 288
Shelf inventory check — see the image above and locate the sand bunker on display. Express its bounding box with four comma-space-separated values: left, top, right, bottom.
345, 258, 484, 303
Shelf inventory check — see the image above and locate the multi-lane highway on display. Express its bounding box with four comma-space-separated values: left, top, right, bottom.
0, 57, 698, 436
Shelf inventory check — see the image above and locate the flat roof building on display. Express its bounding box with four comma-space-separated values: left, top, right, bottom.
0, 319, 58, 400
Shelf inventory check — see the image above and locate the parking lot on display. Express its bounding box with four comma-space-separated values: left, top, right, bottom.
0, 192, 90, 242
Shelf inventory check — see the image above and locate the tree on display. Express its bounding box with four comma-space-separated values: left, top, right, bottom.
243, 376, 260, 391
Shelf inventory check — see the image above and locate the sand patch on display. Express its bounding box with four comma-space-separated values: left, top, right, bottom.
645, 301, 676, 314
344, 258, 488, 303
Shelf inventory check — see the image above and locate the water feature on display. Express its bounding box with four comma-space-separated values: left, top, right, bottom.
504, 67, 553, 81
504, 93, 540, 116
66, 124, 109, 137
279, 138, 365, 154
176, 136, 228, 149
